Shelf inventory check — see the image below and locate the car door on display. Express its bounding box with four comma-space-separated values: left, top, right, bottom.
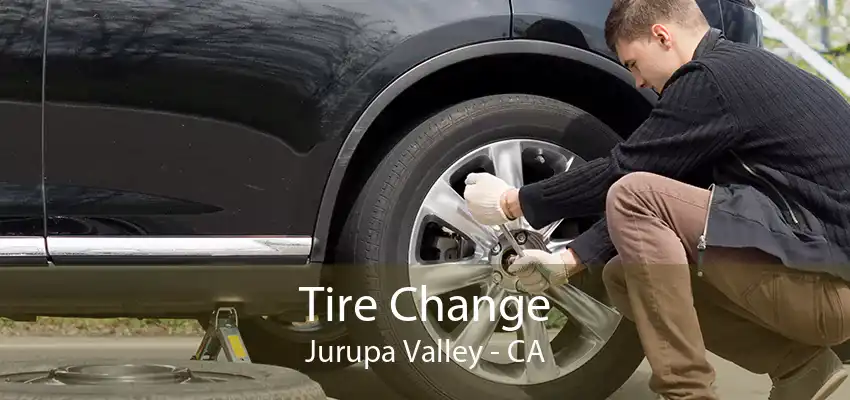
0, 0, 49, 266
41, 0, 316, 264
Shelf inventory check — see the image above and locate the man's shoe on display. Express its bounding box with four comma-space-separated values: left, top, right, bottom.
769, 349, 849, 400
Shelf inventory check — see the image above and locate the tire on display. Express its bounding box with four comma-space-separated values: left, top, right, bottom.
0, 358, 327, 399
335, 94, 645, 400
198, 317, 356, 373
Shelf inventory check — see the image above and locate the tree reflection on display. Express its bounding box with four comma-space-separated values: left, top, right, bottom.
42, 0, 399, 151
0, 0, 45, 102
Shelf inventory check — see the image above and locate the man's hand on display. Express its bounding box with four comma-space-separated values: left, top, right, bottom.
508, 249, 582, 294
463, 172, 518, 225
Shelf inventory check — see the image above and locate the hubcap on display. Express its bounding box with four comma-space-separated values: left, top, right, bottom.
408, 139, 622, 385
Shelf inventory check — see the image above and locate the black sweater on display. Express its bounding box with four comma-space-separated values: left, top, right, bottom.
518, 31, 850, 276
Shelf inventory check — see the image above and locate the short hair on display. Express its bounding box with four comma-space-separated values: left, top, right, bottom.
604, 0, 709, 52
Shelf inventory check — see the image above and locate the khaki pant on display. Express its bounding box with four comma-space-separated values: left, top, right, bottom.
601, 172, 850, 400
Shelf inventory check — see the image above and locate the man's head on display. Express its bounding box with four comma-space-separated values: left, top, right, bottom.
605, 0, 711, 93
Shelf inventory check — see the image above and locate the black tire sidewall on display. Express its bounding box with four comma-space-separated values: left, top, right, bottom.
340, 94, 643, 400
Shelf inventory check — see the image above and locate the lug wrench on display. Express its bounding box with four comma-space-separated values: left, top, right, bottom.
499, 223, 526, 257
500, 223, 562, 295
499, 223, 533, 293
500, 224, 613, 336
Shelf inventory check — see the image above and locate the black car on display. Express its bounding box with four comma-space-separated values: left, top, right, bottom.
1, 0, 769, 399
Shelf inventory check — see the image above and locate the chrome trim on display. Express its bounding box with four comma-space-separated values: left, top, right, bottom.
46, 236, 313, 257
0, 263, 323, 316
0, 237, 48, 258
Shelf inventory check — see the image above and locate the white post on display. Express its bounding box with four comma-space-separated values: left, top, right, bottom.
755, 5, 850, 96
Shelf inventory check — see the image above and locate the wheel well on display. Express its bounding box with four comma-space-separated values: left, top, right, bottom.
321, 53, 653, 268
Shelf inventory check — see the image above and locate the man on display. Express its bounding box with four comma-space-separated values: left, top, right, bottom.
462, 0, 850, 399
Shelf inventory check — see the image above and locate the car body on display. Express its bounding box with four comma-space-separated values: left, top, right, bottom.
0, 0, 762, 316
1, 0, 772, 398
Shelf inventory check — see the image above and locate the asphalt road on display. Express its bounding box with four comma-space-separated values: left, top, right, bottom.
0, 336, 847, 399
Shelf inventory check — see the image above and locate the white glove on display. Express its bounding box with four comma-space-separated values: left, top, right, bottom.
463, 172, 514, 225
508, 249, 569, 294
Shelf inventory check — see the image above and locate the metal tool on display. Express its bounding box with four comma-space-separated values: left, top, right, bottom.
192, 306, 252, 363
500, 223, 531, 292
499, 223, 526, 257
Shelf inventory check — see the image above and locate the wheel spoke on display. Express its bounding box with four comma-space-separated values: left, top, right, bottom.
537, 219, 563, 241
488, 141, 527, 231
452, 285, 507, 368
546, 238, 572, 253
518, 215, 533, 231
409, 260, 492, 297
423, 178, 498, 249
497, 216, 532, 233
545, 284, 620, 342
488, 141, 524, 188
521, 306, 559, 383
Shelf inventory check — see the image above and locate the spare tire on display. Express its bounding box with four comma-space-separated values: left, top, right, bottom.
0, 358, 327, 400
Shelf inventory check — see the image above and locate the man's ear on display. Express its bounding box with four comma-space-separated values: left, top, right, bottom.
650, 24, 673, 48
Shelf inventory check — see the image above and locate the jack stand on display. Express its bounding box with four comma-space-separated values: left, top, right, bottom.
191, 307, 252, 363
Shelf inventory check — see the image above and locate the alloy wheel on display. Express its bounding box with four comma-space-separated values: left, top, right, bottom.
407, 138, 622, 385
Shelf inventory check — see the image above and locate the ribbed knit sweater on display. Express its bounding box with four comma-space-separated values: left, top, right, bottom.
518, 30, 850, 277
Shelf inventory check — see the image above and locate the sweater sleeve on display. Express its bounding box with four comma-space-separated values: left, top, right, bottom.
518, 63, 741, 229
565, 217, 616, 274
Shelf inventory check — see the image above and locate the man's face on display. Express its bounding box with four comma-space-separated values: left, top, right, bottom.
615, 24, 688, 93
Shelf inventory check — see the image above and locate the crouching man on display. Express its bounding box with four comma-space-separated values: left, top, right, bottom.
462, 0, 850, 399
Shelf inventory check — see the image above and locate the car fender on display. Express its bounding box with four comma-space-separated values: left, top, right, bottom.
310, 38, 655, 262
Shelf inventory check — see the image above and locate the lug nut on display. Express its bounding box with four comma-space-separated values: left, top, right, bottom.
492, 272, 503, 283
516, 232, 527, 244
491, 244, 501, 254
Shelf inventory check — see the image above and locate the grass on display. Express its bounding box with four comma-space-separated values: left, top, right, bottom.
0, 317, 204, 337
544, 309, 568, 329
